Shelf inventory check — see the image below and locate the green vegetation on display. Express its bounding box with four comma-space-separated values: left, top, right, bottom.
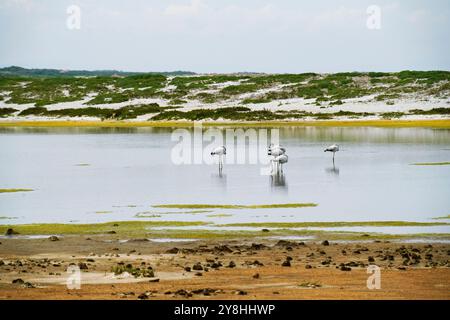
1, 70, 449, 122
0, 188, 33, 193
111, 263, 155, 278
0, 221, 209, 237
0, 107, 17, 117
152, 203, 318, 209
206, 214, 233, 218
0, 216, 17, 220
410, 162, 450, 166
18, 104, 177, 120
432, 215, 450, 220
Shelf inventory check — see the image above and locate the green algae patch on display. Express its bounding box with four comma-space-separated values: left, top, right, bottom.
145, 228, 450, 241
0, 220, 209, 237
432, 215, 450, 220
152, 203, 318, 210
0, 188, 33, 194
410, 162, 450, 166
220, 221, 449, 228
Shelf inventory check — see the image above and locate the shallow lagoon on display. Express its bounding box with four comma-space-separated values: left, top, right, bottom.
0, 126, 449, 234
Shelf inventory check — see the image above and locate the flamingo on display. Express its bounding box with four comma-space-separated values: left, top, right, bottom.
211, 146, 226, 171
268, 144, 286, 157
324, 144, 339, 163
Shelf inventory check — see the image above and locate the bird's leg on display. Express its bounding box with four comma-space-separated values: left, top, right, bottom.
332, 152, 335, 164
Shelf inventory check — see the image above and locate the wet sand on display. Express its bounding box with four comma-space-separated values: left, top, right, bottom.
0, 235, 449, 300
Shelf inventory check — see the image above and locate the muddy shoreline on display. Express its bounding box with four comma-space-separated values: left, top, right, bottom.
1, 235, 449, 300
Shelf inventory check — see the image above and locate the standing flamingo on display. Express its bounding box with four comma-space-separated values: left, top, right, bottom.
272, 154, 288, 173
211, 146, 226, 172
324, 144, 339, 163
268, 144, 288, 174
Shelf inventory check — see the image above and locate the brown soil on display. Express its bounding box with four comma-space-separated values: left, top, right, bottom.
0, 235, 449, 300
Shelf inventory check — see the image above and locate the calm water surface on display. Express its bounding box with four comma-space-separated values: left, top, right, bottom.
0, 126, 449, 234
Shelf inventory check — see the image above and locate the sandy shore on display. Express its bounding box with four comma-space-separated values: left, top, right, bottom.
0, 235, 449, 300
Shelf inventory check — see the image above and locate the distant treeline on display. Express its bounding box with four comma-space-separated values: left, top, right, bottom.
0, 66, 196, 78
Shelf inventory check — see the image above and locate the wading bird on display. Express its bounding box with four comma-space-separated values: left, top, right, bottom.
268, 144, 286, 157
271, 154, 288, 173
211, 146, 226, 171
324, 144, 339, 163
268, 144, 288, 174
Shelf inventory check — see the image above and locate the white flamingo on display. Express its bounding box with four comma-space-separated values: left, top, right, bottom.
268, 144, 286, 157
268, 144, 288, 173
324, 144, 339, 163
211, 146, 226, 171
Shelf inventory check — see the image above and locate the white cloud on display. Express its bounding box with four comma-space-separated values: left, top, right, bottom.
164, 0, 205, 16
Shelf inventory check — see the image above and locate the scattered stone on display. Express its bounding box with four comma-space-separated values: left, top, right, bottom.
184, 266, 191, 272
368, 256, 375, 263
5, 228, 19, 236
166, 247, 179, 254
214, 245, 233, 253
138, 293, 149, 300
148, 278, 160, 283
262, 229, 270, 232
321, 240, 330, 246
22, 282, 35, 288
78, 262, 88, 270
305, 264, 312, 269
12, 278, 24, 284
227, 261, 236, 268
192, 263, 203, 271
106, 231, 116, 234
195, 272, 203, 276
340, 266, 352, 271
281, 260, 291, 267
234, 290, 247, 296
48, 236, 59, 241
253, 273, 260, 279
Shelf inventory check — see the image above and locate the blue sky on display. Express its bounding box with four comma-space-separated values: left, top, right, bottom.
0, 0, 449, 73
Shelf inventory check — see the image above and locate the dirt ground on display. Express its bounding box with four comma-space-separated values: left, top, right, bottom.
0, 235, 449, 300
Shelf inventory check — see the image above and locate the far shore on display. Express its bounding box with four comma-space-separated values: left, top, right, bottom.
1, 119, 450, 128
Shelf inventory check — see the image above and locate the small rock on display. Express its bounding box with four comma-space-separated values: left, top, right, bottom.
234, 290, 247, 296
340, 266, 351, 271
78, 262, 88, 270
281, 260, 291, 267
194, 272, 203, 276
368, 256, 375, 263
253, 273, 260, 279
227, 261, 236, 268
184, 266, 191, 272
106, 231, 116, 234
138, 293, 149, 300
12, 278, 24, 284
48, 236, 59, 241
166, 247, 179, 254
305, 264, 312, 269
148, 278, 160, 283
192, 262, 203, 271
321, 240, 330, 246
261, 229, 270, 232
5, 228, 19, 236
